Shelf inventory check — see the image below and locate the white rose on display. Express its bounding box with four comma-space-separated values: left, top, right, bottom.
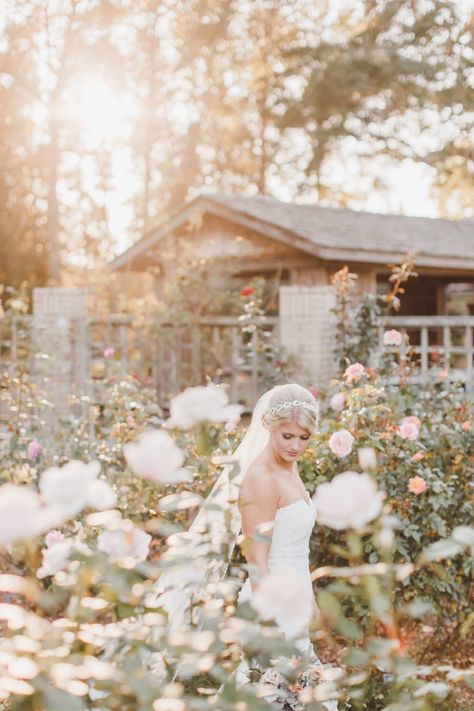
167, 384, 243, 429
44, 529, 65, 547
97, 524, 151, 564
40, 460, 99, 515
312, 471, 384, 530
37, 539, 74, 578
85, 479, 118, 510
39, 460, 116, 517
357, 447, 377, 471
124, 429, 191, 484
0, 484, 60, 545
251, 567, 313, 637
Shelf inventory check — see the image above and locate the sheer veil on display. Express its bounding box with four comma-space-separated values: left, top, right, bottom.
146, 385, 282, 628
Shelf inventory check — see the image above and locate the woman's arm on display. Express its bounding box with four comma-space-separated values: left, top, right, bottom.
238, 468, 278, 593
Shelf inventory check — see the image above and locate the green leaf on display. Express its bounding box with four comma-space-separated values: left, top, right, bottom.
41, 690, 85, 711
414, 682, 449, 699
159, 491, 203, 511
404, 599, 433, 618
452, 525, 474, 546
317, 590, 342, 620
423, 539, 464, 561
337, 617, 363, 640
342, 648, 369, 667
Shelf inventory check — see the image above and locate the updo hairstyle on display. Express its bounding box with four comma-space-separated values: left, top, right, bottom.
261, 383, 319, 434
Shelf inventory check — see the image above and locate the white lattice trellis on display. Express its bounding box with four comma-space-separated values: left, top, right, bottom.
279, 285, 337, 386
33, 288, 89, 417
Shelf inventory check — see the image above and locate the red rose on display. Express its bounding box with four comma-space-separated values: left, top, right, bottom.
240, 286, 254, 296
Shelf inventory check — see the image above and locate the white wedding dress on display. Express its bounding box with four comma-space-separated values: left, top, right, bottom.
235, 496, 339, 710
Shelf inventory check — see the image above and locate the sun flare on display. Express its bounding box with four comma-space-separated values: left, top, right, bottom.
73, 80, 130, 143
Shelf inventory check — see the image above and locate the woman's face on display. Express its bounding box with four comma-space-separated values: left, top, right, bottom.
270, 420, 311, 463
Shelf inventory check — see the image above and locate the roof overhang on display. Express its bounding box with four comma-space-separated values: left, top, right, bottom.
109, 195, 474, 273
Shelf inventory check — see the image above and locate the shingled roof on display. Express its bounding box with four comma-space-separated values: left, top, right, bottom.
110, 192, 474, 272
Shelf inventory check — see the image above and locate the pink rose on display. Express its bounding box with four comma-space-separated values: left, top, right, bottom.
344, 363, 365, 383
408, 476, 427, 495
398, 421, 419, 441
383, 329, 403, 347
103, 347, 115, 358
330, 392, 346, 413
402, 416, 421, 428
127, 415, 135, 427
439, 368, 449, 381
411, 452, 424, 462
27, 440, 42, 461
329, 429, 354, 458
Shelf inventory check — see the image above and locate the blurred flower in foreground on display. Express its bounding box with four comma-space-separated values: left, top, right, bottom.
0, 484, 60, 545
167, 384, 243, 429
329, 429, 354, 458
37, 536, 74, 579
97, 523, 151, 564
383, 329, 403, 347
251, 566, 313, 636
39, 460, 117, 518
312, 471, 384, 530
27, 439, 42, 461
408, 476, 427, 495
124, 429, 191, 484
103, 347, 115, 358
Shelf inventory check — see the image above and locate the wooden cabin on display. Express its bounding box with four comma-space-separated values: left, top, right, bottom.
110, 192, 474, 317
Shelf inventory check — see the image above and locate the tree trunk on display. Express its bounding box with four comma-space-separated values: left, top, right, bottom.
47, 118, 61, 283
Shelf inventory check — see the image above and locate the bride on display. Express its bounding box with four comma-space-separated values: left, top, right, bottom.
237, 383, 318, 652
234, 384, 338, 707
149, 383, 339, 709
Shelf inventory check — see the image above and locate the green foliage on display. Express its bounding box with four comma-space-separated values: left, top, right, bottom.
0, 276, 473, 709
302, 369, 473, 623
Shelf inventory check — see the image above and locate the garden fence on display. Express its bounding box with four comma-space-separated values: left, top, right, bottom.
0, 314, 473, 421
0, 314, 280, 414
381, 316, 474, 389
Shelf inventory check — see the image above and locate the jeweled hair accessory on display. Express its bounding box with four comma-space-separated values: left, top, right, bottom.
265, 399, 318, 417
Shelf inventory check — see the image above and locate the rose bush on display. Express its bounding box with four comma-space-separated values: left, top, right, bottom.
0, 373, 472, 710
0, 273, 472, 709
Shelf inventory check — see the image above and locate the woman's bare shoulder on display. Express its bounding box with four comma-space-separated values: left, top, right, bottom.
239, 460, 278, 504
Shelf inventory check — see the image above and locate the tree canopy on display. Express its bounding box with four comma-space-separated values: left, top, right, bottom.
0, 0, 472, 285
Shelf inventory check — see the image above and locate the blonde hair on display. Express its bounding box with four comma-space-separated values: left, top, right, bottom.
261, 383, 319, 434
